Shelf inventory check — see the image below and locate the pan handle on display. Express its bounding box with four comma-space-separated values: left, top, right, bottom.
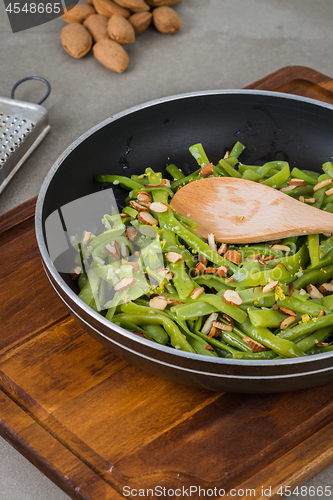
11, 76, 51, 105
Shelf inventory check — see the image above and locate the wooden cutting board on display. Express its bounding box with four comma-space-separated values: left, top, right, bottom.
1, 66, 333, 500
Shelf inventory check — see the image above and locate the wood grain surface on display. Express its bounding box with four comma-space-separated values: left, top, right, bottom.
1, 66, 333, 500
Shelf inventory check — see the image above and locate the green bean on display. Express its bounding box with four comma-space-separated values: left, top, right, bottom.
166, 164, 185, 180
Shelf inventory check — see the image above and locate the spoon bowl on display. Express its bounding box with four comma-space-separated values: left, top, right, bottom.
170, 177, 333, 243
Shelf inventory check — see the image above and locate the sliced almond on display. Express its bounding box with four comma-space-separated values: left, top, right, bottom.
304, 198, 316, 204
263, 255, 275, 262
215, 265, 228, 277
208, 326, 221, 339
162, 178, 171, 187
262, 280, 279, 293
204, 345, 214, 351
204, 266, 216, 274
105, 241, 120, 260
248, 253, 263, 260
288, 282, 295, 297
313, 178, 333, 191
149, 201, 169, 213
222, 313, 234, 325
306, 283, 324, 299
190, 287, 205, 299
217, 243, 227, 255
280, 315, 297, 329
212, 321, 233, 332
199, 163, 213, 177
120, 213, 130, 218
129, 200, 148, 211
137, 190, 152, 203
224, 249, 242, 265
208, 233, 217, 252
82, 231, 92, 245
325, 186, 333, 197
165, 251, 183, 263
288, 178, 307, 186
70, 266, 82, 280
280, 307, 297, 317
137, 211, 158, 226
125, 226, 138, 241
114, 277, 136, 292
120, 242, 127, 258
318, 282, 333, 296
242, 336, 266, 352
125, 261, 140, 272
156, 268, 173, 280
137, 199, 152, 208
198, 254, 208, 266
299, 196, 305, 203
149, 295, 168, 311
222, 289, 242, 306
131, 330, 148, 339
195, 262, 206, 273
271, 244, 291, 253
225, 276, 234, 284
144, 183, 162, 187
318, 310, 325, 318
280, 186, 296, 193
201, 312, 219, 335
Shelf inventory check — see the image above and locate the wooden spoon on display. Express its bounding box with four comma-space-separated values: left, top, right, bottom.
169, 177, 333, 243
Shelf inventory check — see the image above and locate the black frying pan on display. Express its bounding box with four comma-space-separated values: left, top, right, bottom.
35, 90, 333, 393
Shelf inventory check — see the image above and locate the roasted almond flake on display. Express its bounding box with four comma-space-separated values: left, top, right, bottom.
149, 201, 169, 213
222, 289, 242, 306
313, 178, 333, 191
137, 211, 158, 226
204, 267, 216, 274
280, 315, 297, 329
224, 249, 242, 265
165, 251, 183, 263
216, 265, 228, 277
144, 183, 162, 187
162, 178, 171, 187
315, 342, 329, 347
288, 282, 295, 297
242, 336, 266, 352
120, 242, 127, 258
125, 261, 140, 272
263, 255, 276, 262
217, 243, 227, 255
212, 321, 233, 332
131, 329, 148, 339
318, 310, 325, 318
288, 178, 307, 186
271, 244, 291, 253
318, 282, 333, 296
137, 190, 152, 202
190, 287, 205, 299
306, 283, 324, 299
204, 344, 214, 351
262, 280, 279, 293
82, 231, 92, 245
149, 295, 168, 311
225, 276, 234, 283
125, 226, 138, 241
304, 198, 316, 204
129, 200, 148, 211
325, 186, 333, 197
70, 266, 82, 280
208, 326, 220, 338
198, 254, 208, 266
114, 276, 136, 291
280, 307, 297, 316
201, 312, 219, 335
280, 186, 296, 193
222, 313, 234, 325
195, 262, 206, 273
199, 163, 213, 177
299, 196, 305, 203
105, 241, 120, 260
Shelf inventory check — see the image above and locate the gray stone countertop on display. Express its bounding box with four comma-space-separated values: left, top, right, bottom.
1, 0, 333, 498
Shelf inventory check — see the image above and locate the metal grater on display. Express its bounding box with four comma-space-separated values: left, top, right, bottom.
0, 84, 51, 194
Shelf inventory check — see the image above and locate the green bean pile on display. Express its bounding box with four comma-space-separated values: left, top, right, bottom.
71, 141, 333, 360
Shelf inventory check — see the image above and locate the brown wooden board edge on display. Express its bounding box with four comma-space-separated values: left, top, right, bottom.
1, 66, 333, 500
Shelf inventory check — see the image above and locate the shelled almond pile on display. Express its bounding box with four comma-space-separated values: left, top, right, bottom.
60, 0, 182, 72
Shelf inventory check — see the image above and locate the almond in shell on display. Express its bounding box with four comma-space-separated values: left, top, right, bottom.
93, 0, 130, 18
113, 0, 150, 12
93, 38, 129, 72
152, 5, 181, 33
128, 11, 152, 34
107, 14, 135, 44
62, 4, 96, 23
83, 14, 109, 42
61, 23, 93, 58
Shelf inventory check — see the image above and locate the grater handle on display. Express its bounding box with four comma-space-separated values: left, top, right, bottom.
11, 76, 51, 105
